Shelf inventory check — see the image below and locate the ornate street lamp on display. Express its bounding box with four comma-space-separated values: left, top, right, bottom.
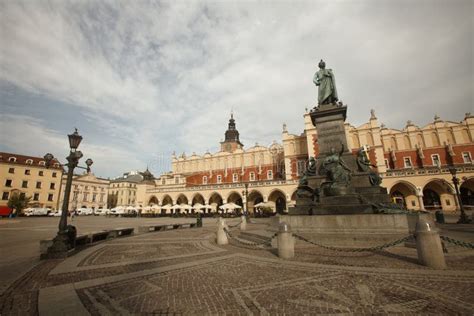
448, 167, 471, 224
44, 129, 93, 258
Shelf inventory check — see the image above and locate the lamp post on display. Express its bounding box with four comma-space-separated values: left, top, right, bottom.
448, 167, 470, 224
44, 129, 93, 258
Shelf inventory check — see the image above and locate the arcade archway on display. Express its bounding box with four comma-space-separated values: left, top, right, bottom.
268, 189, 287, 214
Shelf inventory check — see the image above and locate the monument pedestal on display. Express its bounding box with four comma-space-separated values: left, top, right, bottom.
271, 213, 432, 247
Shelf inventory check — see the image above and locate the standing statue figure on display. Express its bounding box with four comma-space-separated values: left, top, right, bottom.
313, 59, 338, 105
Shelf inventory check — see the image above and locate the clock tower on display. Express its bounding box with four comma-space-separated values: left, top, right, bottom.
220, 112, 243, 153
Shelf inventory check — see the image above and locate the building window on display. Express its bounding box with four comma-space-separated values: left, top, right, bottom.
249, 172, 255, 181
22, 181, 28, 188
52, 172, 57, 178
19, 192, 26, 199
384, 159, 390, 169
161, 178, 166, 185
50, 183, 55, 190
217, 175, 222, 184
85, 186, 89, 190
403, 157, 412, 168
48, 194, 53, 201
462, 152, 472, 163
53, 163, 59, 168
8, 168, 14, 174
83, 193, 88, 201
36, 181, 41, 189
39, 171, 44, 176
8, 157, 16, 162
175, 178, 179, 184
38, 161, 45, 166
297, 160, 307, 176
5, 179, 12, 187
33, 193, 39, 201
202, 176, 208, 185
25, 169, 30, 175
100, 194, 104, 202
2, 192, 9, 200
431, 154, 441, 167
92, 194, 97, 202
232, 173, 239, 183
26, 159, 33, 165
267, 170, 273, 180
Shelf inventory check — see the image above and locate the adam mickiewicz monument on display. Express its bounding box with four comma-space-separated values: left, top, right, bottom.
290, 60, 394, 215
275, 60, 427, 247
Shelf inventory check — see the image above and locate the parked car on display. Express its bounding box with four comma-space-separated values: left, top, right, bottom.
25, 208, 51, 216
110, 207, 126, 216
94, 208, 109, 216
76, 208, 93, 216
48, 210, 63, 217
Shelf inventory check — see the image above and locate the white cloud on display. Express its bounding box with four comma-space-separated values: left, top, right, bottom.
0, 0, 472, 177
0, 114, 145, 177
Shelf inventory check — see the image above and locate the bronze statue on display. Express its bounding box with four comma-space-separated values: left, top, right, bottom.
313, 60, 338, 105
356, 148, 382, 186
321, 146, 351, 185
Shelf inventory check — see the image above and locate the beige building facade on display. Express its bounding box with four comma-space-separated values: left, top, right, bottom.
58, 172, 109, 211
0, 152, 63, 211
138, 111, 474, 215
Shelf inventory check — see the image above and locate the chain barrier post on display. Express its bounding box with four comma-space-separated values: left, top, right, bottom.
240, 215, 247, 231
216, 217, 228, 245
415, 217, 446, 269
278, 222, 294, 259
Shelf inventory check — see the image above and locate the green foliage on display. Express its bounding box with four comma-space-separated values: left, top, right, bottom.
107, 193, 118, 209
7, 193, 31, 215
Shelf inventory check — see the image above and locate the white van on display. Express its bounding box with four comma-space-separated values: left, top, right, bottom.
76, 208, 93, 216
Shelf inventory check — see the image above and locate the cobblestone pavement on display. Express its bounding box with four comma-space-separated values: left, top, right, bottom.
0, 218, 473, 315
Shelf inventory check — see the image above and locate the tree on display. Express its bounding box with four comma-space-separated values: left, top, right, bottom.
107, 193, 118, 209
7, 193, 31, 216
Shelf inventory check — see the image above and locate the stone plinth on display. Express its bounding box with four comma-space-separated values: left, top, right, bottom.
271, 213, 433, 247
310, 104, 348, 155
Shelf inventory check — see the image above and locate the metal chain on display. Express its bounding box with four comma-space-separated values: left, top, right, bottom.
293, 233, 413, 252
440, 236, 474, 249
226, 220, 242, 228
223, 228, 276, 249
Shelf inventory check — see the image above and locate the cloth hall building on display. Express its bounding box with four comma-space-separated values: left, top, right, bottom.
138, 111, 474, 215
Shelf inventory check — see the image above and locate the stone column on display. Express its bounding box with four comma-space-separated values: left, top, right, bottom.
240, 215, 247, 231
415, 217, 446, 269
277, 222, 294, 259
216, 217, 228, 245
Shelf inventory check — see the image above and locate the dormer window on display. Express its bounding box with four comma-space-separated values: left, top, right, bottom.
38, 161, 46, 166
53, 163, 59, 168
26, 159, 33, 165
8, 157, 16, 162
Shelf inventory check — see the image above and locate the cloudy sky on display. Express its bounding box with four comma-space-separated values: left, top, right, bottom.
0, 0, 472, 178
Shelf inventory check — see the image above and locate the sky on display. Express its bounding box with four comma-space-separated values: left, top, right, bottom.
0, 0, 472, 178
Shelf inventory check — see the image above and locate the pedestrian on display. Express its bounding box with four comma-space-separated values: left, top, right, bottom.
71, 210, 75, 221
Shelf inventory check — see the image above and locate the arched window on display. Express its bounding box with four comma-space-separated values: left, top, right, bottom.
390, 137, 397, 150
26, 159, 33, 165
8, 157, 16, 162
431, 132, 440, 147
38, 161, 46, 166
403, 136, 411, 149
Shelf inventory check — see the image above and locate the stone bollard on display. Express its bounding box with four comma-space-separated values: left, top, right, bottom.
216, 217, 228, 245
277, 222, 294, 259
240, 215, 247, 231
415, 217, 446, 269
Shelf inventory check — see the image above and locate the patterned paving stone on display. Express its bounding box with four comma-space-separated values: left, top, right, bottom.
76, 256, 474, 315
